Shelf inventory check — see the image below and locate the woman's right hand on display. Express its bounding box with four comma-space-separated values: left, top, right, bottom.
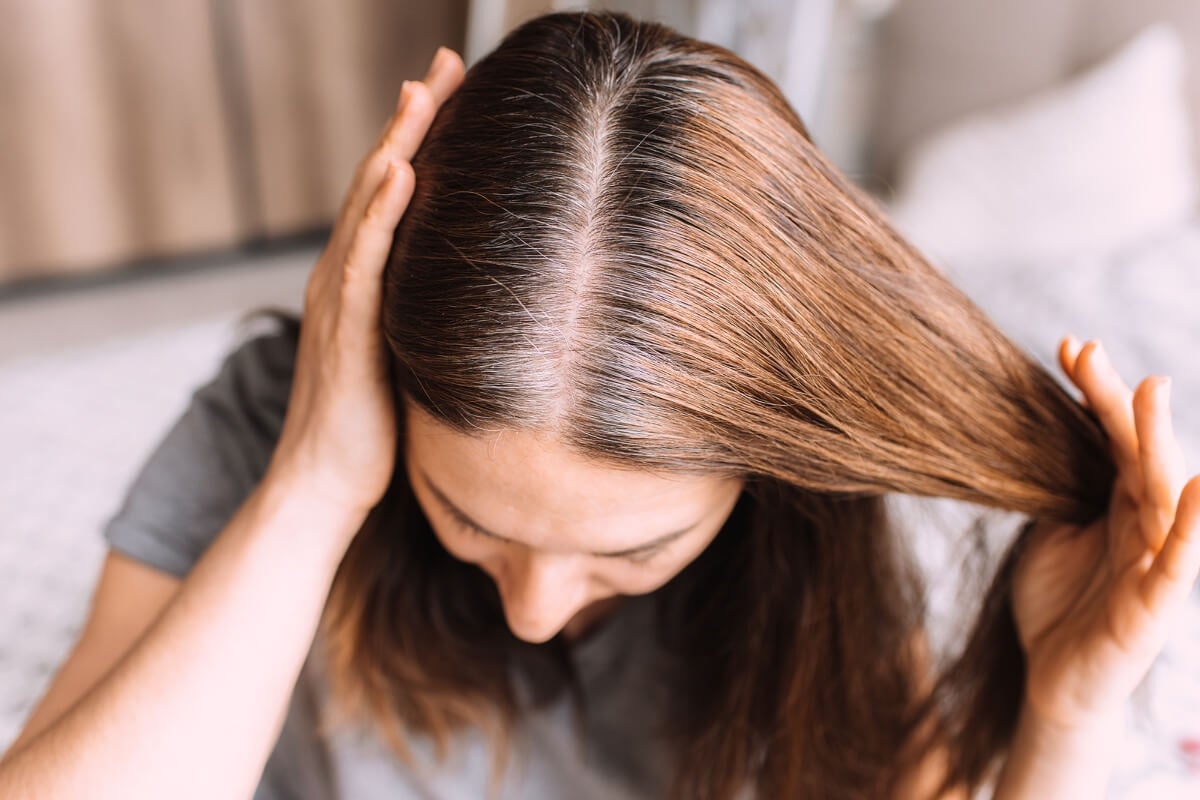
267, 46, 466, 522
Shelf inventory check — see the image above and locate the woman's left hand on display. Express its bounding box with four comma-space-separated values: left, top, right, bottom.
1011, 335, 1200, 731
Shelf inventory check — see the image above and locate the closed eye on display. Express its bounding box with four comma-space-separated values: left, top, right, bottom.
620, 546, 665, 565
444, 509, 665, 565
448, 509, 498, 541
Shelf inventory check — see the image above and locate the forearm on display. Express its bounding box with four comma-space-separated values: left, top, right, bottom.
0, 471, 363, 800
991, 699, 1126, 799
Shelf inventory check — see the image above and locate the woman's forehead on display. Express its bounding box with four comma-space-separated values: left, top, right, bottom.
406, 401, 727, 502
404, 399, 743, 549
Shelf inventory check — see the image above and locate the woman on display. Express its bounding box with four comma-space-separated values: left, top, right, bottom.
3, 10, 1197, 800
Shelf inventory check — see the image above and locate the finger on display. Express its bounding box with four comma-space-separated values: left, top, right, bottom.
329, 81, 437, 257
1058, 335, 1090, 410
371, 47, 464, 145
377, 80, 441, 163
374, 47, 464, 162
336, 160, 415, 354
1059, 333, 1084, 378
332, 47, 463, 240
1140, 473, 1200, 616
1073, 340, 1140, 477
1134, 376, 1188, 551
420, 46, 467, 106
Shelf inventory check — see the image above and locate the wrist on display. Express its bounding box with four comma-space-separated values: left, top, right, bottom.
1017, 698, 1126, 754
993, 697, 1126, 799
263, 450, 381, 516
254, 463, 372, 563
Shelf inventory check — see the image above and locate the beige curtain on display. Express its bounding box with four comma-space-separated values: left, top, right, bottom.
0, 0, 467, 284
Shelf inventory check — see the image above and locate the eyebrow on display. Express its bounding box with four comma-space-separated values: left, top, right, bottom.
418, 470, 701, 558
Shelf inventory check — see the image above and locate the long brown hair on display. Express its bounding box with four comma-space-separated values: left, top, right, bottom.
247, 10, 1115, 798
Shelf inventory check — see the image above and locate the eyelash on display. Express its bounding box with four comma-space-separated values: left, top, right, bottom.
445, 512, 664, 564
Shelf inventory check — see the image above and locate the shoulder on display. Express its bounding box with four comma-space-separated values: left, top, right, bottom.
200, 314, 299, 420
181, 312, 302, 496
178, 317, 300, 470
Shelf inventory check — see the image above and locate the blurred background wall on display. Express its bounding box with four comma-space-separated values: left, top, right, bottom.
1, 0, 854, 287
0, 0, 469, 284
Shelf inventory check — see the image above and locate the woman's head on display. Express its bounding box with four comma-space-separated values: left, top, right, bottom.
381, 10, 1107, 513
287, 9, 1118, 800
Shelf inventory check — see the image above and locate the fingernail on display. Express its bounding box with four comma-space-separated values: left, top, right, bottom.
1092, 341, 1108, 366
397, 80, 411, 111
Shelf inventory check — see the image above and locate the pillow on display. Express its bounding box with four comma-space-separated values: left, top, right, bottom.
884, 23, 1198, 273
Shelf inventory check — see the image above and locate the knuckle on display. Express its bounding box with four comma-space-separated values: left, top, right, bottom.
361, 198, 391, 230
341, 247, 369, 281
404, 79, 435, 110
340, 248, 382, 288
393, 159, 415, 180
339, 264, 363, 296
362, 145, 391, 178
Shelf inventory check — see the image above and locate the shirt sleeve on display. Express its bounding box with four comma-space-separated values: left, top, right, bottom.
100, 326, 298, 578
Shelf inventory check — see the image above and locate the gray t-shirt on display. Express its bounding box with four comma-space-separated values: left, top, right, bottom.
101, 325, 678, 800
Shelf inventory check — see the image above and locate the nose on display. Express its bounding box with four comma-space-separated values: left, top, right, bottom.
500, 549, 587, 643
